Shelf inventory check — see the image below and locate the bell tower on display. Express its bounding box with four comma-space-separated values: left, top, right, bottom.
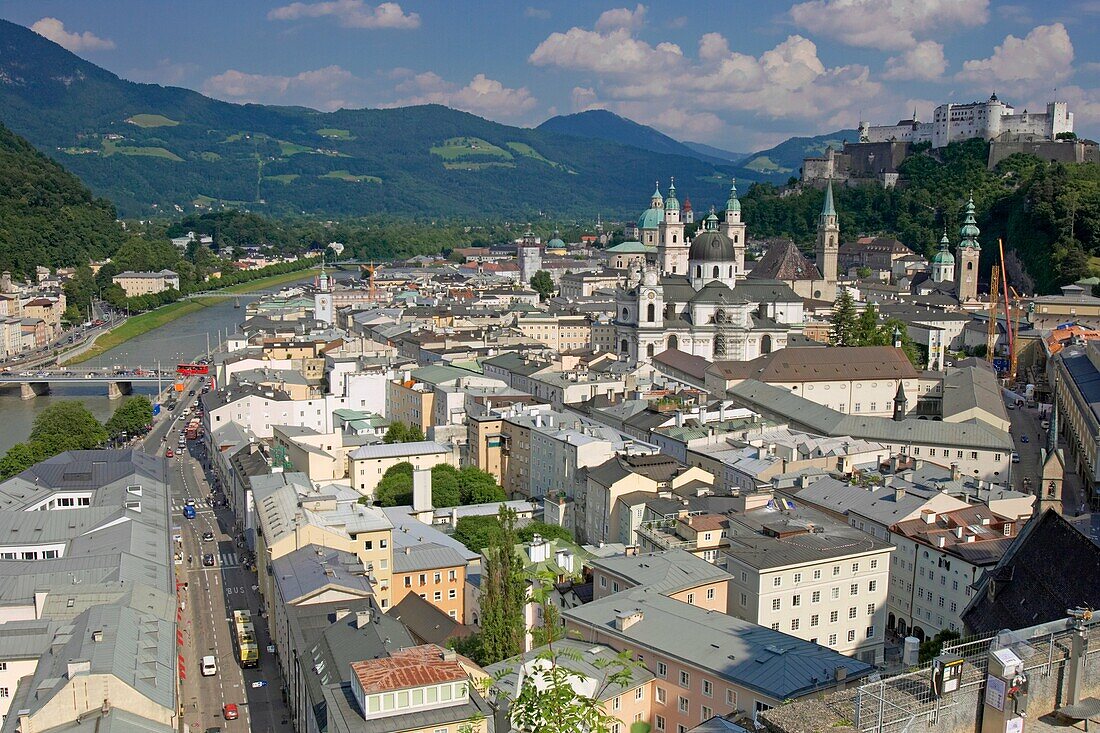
956, 195, 981, 303
815, 180, 839, 286
658, 179, 688, 275
722, 179, 746, 277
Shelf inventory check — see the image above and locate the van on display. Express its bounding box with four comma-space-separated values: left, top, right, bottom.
201, 655, 217, 676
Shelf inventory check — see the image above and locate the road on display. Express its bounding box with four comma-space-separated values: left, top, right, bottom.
1005, 397, 1088, 514
141, 386, 292, 733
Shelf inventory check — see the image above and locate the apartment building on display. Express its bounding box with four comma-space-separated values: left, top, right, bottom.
514, 311, 593, 352
384, 507, 478, 622
112, 269, 180, 296
564, 590, 874, 733
591, 549, 731, 612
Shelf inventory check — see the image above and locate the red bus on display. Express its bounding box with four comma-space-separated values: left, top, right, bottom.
176, 363, 210, 376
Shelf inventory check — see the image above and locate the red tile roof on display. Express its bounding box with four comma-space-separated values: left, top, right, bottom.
351, 644, 466, 695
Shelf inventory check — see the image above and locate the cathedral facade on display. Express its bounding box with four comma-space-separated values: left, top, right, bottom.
614, 181, 806, 363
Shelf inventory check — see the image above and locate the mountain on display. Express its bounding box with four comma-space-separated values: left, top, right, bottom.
0, 20, 748, 220
538, 110, 739, 167
0, 120, 126, 276
739, 129, 858, 178
681, 140, 748, 164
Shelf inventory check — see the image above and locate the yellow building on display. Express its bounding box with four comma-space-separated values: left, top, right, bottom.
112, 269, 180, 296
386, 376, 435, 434
348, 441, 457, 499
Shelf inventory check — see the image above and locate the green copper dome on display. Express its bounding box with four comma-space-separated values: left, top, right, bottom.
725, 179, 741, 213
637, 207, 665, 230
958, 195, 981, 249
665, 179, 680, 211
932, 248, 954, 265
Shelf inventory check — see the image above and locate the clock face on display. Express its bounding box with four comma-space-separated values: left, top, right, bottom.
646, 291, 655, 299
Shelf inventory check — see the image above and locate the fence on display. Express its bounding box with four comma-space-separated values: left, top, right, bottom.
853, 619, 1100, 733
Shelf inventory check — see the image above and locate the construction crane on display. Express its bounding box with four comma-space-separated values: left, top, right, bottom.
997, 239, 1017, 383
987, 265, 1000, 364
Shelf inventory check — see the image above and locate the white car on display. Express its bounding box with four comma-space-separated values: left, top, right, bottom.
201, 655, 217, 676
1011, 452, 1021, 464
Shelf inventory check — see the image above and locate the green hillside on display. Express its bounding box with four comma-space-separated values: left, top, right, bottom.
0, 120, 127, 277
0, 19, 739, 219
739, 129, 858, 177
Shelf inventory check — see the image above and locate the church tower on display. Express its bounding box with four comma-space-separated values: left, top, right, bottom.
956, 195, 981, 302
658, 179, 688, 276
1038, 401, 1065, 515
518, 225, 542, 284
722, 179, 747, 276
815, 180, 840, 287
930, 229, 955, 283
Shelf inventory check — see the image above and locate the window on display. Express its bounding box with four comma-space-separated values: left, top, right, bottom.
811, 590, 821, 603
687, 593, 695, 605
792, 595, 801, 607
740, 592, 748, 607
952, 580, 959, 591
852, 562, 859, 573
869, 580, 877, 592
867, 603, 875, 615
363, 540, 373, 550
870, 559, 878, 570
830, 610, 839, 623
656, 715, 666, 731
600, 576, 607, 588
419, 574, 427, 586
702, 706, 712, 721
679, 696, 690, 713
829, 634, 837, 645
848, 629, 856, 642
867, 626, 876, 639
791, 619, 800, 631
726, 689, 737, 706
849, 607, 858, 619
449, 570, 457, 581
449, 589, 457, 599
404, 576, 412, 587
831, 587, 840, 600
636, 687, 644, 701
793, 573, 802, 583
657, 662, 667, 678
380, 539, 388, 549
679, 671, 690, 688
950, 601, 958, 612
434, 572, 442, 583
656, 687, 666, 704
702, 680, 712, 697
772, 598, 781, 611
613, 582, 619, 593
850, 584, 858, 596
771, 622, 781, 630
773, 576, 782, 587
706, 588, 715, 600
0, 688, 7, 698
810, 614, 820, 627
741, 571, 748, 582
613, 696, 621, 711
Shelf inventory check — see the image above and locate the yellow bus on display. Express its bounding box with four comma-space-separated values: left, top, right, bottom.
232, 609, 259, 668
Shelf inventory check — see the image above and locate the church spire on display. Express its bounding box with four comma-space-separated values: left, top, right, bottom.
726, 178, 740, 214
821, 179, 837, 218
958, 194, 981, 250
1047, 398, 1059, 455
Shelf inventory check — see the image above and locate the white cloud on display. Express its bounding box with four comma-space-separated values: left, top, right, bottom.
31, 17, 115, 51
789, 0, 989, 50
524, 6, 550, 19
530, 19, 883, 143
595, 4, 647, 32
202, 65, 358, 111
958, 23, 1074, 84
267, 1, 419, 29
128, 58, 199, 86
883, 41, 947, 80
386, 73, 537, 120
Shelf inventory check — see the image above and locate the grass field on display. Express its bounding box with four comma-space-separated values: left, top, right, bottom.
506, 142, 559, 167
443, 161, 514, 170
741, 155, 791, 174
199, 151, 222, 161
321, 170, 381, 183
278, 140, 313, 156
430, 137, 512, 161
317, 128, 353, 139
102, 139, 183, 161
265, 174, 300, 183
126, 113, 180, 128
64, 268, 316, 364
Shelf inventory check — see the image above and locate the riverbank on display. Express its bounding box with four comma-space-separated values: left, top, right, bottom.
63, 267, 315, 365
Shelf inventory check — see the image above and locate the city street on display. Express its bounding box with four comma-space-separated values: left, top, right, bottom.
1005, 396, 1087, 514
142, 385, 292, 733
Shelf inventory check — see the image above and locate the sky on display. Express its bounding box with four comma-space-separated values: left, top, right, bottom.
2, 0, 1098, 150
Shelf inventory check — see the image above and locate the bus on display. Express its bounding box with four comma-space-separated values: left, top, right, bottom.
176, 363, 210, 376
232, 610, 260, 668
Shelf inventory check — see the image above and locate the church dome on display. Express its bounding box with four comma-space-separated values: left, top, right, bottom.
637, 207, 665, 230
689, 229, 736, 262
931, 248, 954, 265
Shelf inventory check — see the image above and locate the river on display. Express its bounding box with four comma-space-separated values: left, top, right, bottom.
0, 273, 331, 454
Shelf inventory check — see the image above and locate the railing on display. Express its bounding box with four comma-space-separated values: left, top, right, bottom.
635, 522, 695, 550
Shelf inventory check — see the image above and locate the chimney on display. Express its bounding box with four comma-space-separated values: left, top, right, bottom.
675, 410, 683, 428
937, 536, 946, 548
921, 509, 937, 525
950, 463, 961, 481
615, 610, 644, 631
355, 609, 372, 628
955, 526, 964, 539
894, 487, 905, 502
412, 469, 433, 512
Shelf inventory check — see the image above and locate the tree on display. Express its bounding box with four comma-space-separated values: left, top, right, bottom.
478, 506, 526, 665
373, 462, 414, 506
517, 522, 573, 544
829, 289, 857, 346
29, 401, 107, 452
529, 270, 554, 301
0, 442, 44, 480
106, 395, 153, 439
431, 464, 462, 508
453, 514, 503, 552
854, 303, 880, 346
383, 421, 425, 444
458, 466, 506, 505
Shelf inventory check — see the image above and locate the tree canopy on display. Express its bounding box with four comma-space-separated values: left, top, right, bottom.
1, 401, 109, 479
105, 395, 153, 439
383, 421, 425, 444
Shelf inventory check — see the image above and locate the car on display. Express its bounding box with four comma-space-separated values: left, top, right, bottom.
201, 655, 217, 676
202, 554, 215, 567
1041, 420, 1050, 430
165, 449, 174, 458
1011, 452, 1021, 463
185, 499, 196, 507
1005, 403, 1015, 410
223, 704, 239, 721
189, 389, 196, 396
202, 531, 215, 542
1021, 435, 1030, 443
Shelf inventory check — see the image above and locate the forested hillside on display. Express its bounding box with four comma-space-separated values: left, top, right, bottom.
0, 121, 127, 276
742, 140, 1100, 294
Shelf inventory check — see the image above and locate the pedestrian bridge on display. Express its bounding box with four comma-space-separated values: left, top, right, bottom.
0, 369, 170, 400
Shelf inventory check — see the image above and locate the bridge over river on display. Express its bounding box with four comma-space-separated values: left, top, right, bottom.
0, 368, 172, 400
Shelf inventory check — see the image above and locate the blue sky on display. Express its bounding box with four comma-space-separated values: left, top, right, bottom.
2, 0, 1097, 149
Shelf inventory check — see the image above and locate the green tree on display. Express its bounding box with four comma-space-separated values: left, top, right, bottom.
29, 401, 107, 452
0, 442, 44, 480
374, 462, 414, 506
478, 506, 526, 665
517, 522, 573, 544
829, 289, 857, 346
458, 466, 506, 505
383, 421, 425, 444
431, 464, 462, 508
529, 270, 554, 301
453, 514, 503, 552
105, 395, 153, 439
854, 303, 880, 345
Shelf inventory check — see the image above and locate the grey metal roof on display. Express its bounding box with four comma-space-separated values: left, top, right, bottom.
590, 549, 731, 594
0, 619, 56, 660
564, 587, 873, 701
486, 638, 653, 703
272, 545, 374, 605
349, 441, 451, 461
